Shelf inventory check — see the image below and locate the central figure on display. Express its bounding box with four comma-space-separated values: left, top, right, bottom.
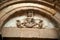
24, 11, 36, 28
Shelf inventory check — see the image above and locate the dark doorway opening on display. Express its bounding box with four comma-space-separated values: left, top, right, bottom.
3, 37, 58, 40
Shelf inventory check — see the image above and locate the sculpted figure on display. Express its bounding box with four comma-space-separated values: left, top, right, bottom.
16, 20, 23, 28
23, 11, 36, 28
38, 20, 43, 29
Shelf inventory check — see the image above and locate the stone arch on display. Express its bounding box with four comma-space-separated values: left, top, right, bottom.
0, 0, 60, 39
0, 2, 59, 29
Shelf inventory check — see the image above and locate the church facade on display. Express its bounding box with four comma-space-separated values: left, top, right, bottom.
0, 0, 60, 40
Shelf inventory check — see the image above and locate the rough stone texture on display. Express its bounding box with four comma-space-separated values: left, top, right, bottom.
2, 27, 58, 38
